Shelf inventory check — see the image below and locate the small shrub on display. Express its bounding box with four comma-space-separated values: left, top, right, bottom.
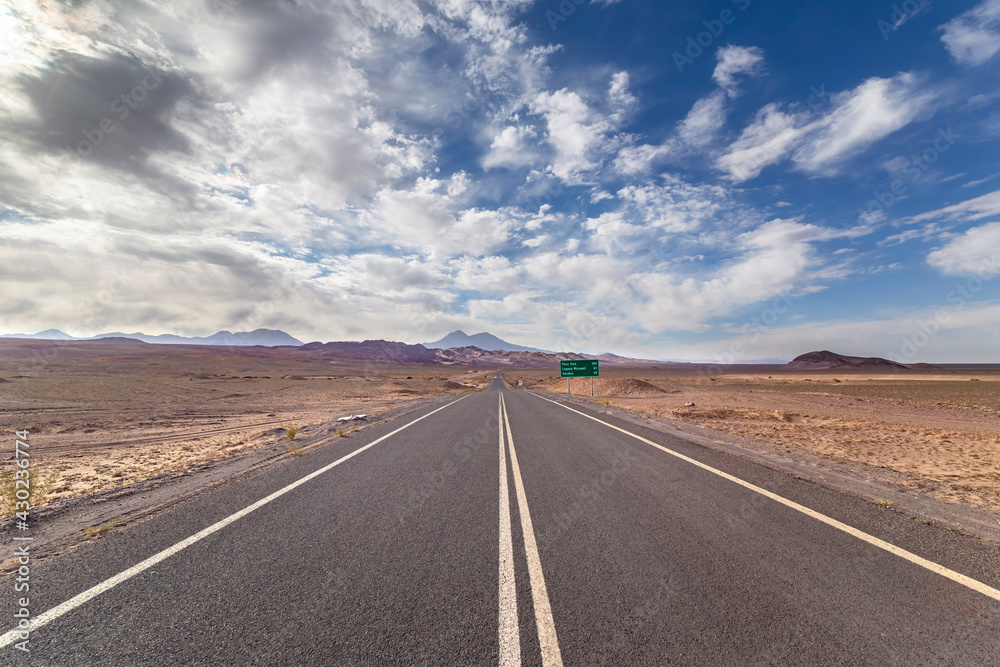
288, 444, 304, 456
1, 468, 58, 516
602, 399, 610, 406
337, 429, 346, 437
82, 517, 120, 538
285, 425, 300, 440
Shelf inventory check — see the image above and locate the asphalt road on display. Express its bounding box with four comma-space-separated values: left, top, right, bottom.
4, 375, 1000, 665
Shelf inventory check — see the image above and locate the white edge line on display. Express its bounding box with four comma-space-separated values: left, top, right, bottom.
530, 392, 1000, 604
498, 392, 521, 666
0, 394, 471, 648
502, 393, 563, 667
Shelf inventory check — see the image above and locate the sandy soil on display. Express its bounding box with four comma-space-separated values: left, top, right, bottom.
514, 370, 1000, 513
0, 340, 489, 518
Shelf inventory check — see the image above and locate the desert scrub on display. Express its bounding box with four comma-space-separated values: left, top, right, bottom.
0, 468, 58, 516
81, 517, 120, 538
285, 424, 300, 440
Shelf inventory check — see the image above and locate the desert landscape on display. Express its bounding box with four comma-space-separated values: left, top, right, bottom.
510, 362, 1000, 514
4, 338, 998, 533
0, 338, 492, 532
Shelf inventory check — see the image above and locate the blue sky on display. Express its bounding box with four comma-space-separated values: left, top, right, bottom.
1, 0, 999, 361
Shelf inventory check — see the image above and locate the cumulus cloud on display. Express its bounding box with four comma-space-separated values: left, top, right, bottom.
0, 0, 559, 340
717, 72, 938, 181
926, 223, 1000, 275
482, 125, 540, 170
529, 88, 615, 182
939, 0, 1000, 66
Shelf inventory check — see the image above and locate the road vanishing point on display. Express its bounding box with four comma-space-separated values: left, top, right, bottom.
4, 375, 1000, 665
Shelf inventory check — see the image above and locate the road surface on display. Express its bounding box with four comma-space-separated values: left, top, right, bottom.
4, 375, 1000, 665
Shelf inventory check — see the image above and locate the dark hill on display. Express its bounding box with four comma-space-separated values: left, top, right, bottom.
787, 351, 909, 370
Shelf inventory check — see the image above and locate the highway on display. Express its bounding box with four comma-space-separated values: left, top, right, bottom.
4, 375, 1000, 665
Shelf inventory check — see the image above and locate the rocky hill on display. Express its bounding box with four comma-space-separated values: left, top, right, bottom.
786, 351, 909, 370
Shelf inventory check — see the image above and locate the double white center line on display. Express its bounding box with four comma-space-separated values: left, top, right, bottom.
498, 391, 563, 666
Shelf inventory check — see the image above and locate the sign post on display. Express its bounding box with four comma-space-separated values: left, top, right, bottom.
560, 359, 600, 396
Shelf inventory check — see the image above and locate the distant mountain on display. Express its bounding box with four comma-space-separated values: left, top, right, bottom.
787, 351, 909, 370
301, 340, 602, 367
92, 329, 303, 346
1, 328, 302, 347
423, 330, 549, 353
1, 329, 75, 340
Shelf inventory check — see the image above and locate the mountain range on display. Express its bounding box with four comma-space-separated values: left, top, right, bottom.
0, 328, 303, 347
299, 339, 604, 367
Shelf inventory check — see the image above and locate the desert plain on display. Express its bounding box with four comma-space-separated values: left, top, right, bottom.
1, 338, 999, 563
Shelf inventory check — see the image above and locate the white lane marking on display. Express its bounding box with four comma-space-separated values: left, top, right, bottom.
0, 395, 472, 648
498, 393, 521, 666
502, 393, 564, 667
531, 393, 1000, 604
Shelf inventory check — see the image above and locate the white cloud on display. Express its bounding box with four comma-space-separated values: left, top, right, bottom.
677, 90, 728, 147
794, 73, 938, 173
608, 71, 637, 122
612, 45, 766, 174
365, 176, 518, 257
530, 88, 615, 182
715, 104, 814, 181
712, 45, 766, 94
717, 73, 938, 181
631, 218, 853, 332
939, 0, 1000, 66
612, 141, 674, 175
926, 223, 1000, 275
482, 124, 539, 170
905, 188, 1000, 224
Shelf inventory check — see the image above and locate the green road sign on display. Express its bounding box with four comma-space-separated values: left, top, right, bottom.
560, 359, 599, 377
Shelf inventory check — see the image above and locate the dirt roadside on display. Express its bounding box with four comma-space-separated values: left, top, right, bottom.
0, 392, 475, 577
512, 372, 1000, 544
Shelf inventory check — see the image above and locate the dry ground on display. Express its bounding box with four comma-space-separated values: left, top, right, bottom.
511, 367, 1000, 512
0, 340, 489, 516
